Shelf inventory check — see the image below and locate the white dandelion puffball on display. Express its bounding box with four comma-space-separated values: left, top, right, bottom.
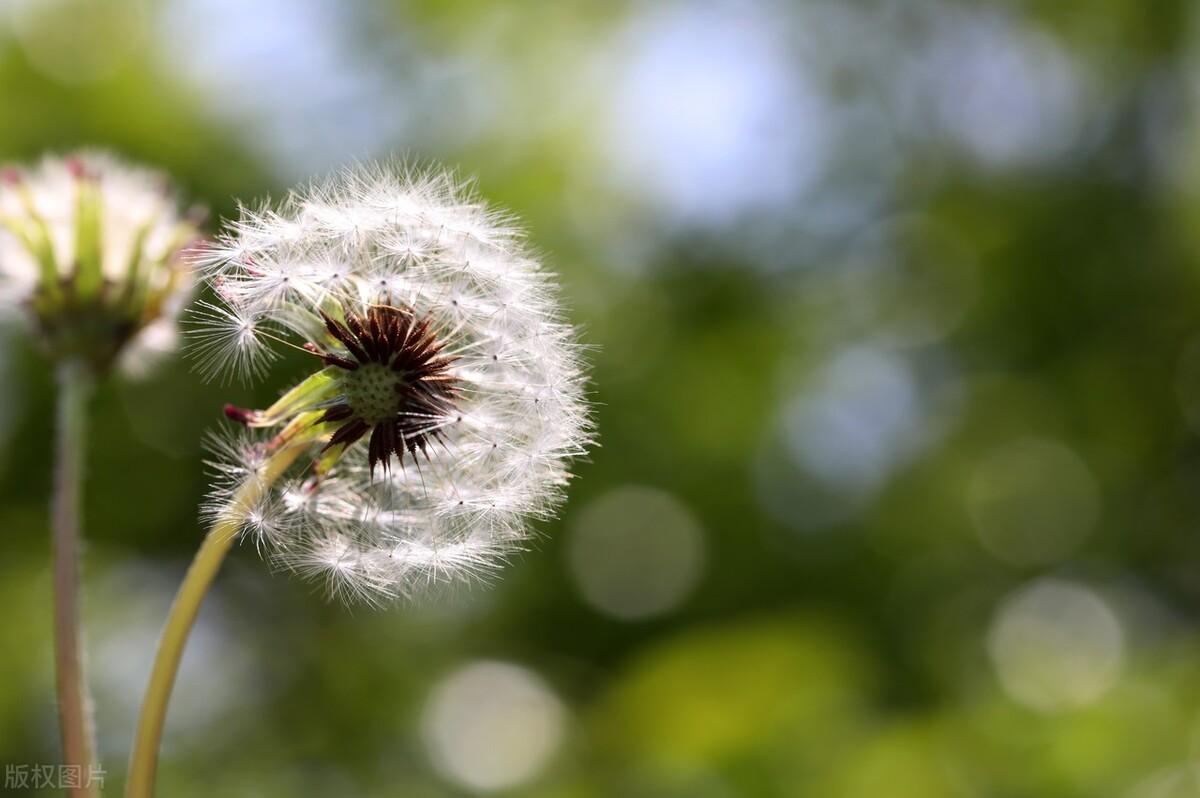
0, 151, 202, 374
196, 162, 592, 604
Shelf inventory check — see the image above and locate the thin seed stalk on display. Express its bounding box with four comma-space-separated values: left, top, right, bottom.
125, 442, 306, 798
52, 359, 98, 798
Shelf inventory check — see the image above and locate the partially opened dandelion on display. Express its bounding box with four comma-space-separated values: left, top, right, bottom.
0, 153, 201, 375
0, 152, 201, 798
127, 162, 592, 796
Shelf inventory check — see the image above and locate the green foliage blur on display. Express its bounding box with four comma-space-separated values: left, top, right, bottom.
4, 0, 1200, 796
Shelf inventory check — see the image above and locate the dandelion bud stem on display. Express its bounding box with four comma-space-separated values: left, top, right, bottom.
51, 359, 98, 798
125, 441, 307, 798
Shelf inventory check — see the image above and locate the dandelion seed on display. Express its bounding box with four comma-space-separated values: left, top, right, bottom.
187, 299, 277, 384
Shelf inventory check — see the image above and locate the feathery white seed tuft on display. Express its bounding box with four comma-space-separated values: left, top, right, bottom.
196, 162, 592, 603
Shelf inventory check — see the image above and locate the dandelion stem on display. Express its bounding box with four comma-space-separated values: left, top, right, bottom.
125, 442, 306, 798
52, 359, 99, 798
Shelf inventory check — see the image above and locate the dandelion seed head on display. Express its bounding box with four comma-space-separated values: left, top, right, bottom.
0, 151, 202, 374
198, 161, 593, 603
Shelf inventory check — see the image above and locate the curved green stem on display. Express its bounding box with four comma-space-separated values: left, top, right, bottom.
52, 359, 99, 798
125, 443, 305, 798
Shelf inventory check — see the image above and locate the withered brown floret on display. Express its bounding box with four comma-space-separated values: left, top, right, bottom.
314, 304, 458, 474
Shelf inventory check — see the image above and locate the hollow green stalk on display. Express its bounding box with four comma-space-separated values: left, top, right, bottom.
125, 442, 307, 798
52, 359, 99, 798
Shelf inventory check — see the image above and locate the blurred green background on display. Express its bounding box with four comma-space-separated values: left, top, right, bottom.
4, 0, 1200, 795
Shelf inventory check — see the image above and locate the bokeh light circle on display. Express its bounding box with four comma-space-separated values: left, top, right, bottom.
421, 661, 567, 793
967, 438, 1100, 566
567, 485, 705, 621
987, 578, 1124, 712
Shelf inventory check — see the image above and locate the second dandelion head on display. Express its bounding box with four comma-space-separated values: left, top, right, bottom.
0, 152, 203, 375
